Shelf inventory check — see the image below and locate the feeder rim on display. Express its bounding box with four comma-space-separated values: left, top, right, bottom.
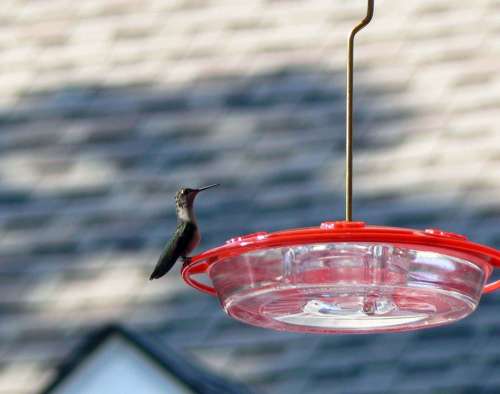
182, 221, 500, 296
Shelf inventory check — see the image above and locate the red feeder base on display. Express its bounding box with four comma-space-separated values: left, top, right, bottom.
182, 222, 500, 334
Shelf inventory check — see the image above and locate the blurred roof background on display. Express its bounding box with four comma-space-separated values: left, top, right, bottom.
0, 0, 500, 393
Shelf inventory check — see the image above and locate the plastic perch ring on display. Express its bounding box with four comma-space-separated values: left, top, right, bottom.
182, 222, 500, 334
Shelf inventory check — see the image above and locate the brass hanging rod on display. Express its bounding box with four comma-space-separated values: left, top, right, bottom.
346, 0, 374, 221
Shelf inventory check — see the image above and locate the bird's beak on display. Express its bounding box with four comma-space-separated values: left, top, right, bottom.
196, 184, 220, 193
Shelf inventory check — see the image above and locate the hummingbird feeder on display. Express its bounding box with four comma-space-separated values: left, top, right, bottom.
181, 0, 500, 334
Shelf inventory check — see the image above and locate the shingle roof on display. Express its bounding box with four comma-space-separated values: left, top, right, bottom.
0, 0, 499, 393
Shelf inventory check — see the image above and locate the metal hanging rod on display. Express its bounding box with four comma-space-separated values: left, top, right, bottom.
346, 0, 374, 221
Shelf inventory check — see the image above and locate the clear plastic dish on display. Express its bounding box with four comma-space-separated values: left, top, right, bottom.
208, 243, 486, 333
182, 222, 500, 334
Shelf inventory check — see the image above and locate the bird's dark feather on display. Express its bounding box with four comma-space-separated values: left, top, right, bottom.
149, 221, 197, 280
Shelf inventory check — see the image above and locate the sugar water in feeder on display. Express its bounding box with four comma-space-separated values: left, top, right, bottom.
183, 222, 500, 334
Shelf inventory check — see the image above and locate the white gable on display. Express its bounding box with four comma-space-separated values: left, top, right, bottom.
52, 336, 194, 394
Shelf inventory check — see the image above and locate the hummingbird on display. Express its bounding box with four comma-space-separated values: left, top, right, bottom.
149, 184, 219, 280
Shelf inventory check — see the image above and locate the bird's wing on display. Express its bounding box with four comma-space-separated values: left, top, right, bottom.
149, 221, 197, 280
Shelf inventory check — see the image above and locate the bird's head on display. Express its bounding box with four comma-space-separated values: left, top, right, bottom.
175, 184, 219, 215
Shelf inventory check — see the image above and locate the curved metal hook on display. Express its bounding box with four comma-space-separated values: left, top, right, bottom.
346, 0, 374, 221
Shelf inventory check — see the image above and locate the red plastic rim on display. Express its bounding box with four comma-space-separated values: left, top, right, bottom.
182, 221, 500, 296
